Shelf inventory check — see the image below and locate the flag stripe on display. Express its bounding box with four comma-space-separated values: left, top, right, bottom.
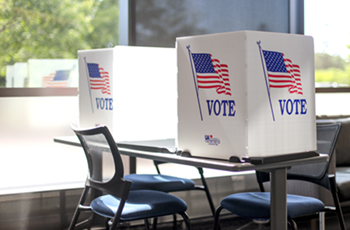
263, 50, 303, 95
42, 71, 69, 88
87, 64, 111, 95
192, 53, 231, 95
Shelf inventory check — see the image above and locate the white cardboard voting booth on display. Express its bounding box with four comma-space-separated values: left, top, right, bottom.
78, 46, 177, 142
177, 31, 316, 160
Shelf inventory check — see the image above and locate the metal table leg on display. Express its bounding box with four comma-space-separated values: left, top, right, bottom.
270, 167, 287, 230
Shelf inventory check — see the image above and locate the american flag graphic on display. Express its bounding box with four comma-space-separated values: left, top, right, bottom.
87, 63, 110, 95
262, 50, 303, 95
191, 53, 231, 96
42, 70, 70, 87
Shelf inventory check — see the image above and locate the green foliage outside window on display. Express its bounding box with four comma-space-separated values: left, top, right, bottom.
0, 0, 119, 86
315, 53, 350, 87
2, 1, 349, 88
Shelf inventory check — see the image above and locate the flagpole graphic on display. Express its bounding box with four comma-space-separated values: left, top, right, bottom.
257, 41, 275, 121
84, 57, 94, 113
187, 45, 203, 121
258, 41, 304, 121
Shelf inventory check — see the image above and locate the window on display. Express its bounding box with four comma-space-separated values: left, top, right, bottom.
1, 0, 119, 88
0, 0, 119, 194
131, 0, 290, 47
305, 0, 350, 88
305, 0, 350, 116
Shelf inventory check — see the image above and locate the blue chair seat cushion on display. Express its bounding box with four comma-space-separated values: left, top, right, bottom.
221, 192, 324, 219
90, 190, 187, 221
124, 174, 195, 192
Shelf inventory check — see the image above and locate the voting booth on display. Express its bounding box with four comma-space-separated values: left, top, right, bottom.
78, 46, 177, 142
177, 31, 316, 160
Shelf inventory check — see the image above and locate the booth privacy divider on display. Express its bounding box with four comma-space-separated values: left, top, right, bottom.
78, 46, 177, 142
176, 31, 316, 160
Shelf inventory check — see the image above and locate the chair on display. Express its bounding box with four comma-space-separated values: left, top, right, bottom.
213, 123, 342, 230
68, 125, 191, 230
121, 140, 216, 219
256, 122, 345, 230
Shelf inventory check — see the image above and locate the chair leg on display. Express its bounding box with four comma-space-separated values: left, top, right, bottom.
332, 194, 346, 230
198, 167, 216, 216
144, 219, 150, 230
329, 175, 346, 230
68, 208, 81, 230
172, 214, 177, 230
179, 212, 191, 230
152, 217, 158, 230
105, 218, 109, 230
213, 206, 223, 230
287, 217, 298, 230
235, 221, 254, 230
68, 186, 91, 230
319, 212, 325, 230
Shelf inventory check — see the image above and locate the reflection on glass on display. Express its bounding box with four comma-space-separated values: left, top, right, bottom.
6, 59, 79, 88
134, 0, 289, 47
28, 59, 78, 88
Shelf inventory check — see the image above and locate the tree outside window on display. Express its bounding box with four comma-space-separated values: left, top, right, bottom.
0, 0, 119, 87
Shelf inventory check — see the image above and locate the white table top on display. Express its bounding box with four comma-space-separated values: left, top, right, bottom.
54, 136, 328, 172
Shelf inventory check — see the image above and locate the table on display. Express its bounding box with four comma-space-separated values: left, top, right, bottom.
54, 136, 328, 230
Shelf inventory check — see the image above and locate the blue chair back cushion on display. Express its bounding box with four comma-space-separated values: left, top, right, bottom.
221, 192, 324, 219
124, 174, 195, 192
91, 190, 187, 221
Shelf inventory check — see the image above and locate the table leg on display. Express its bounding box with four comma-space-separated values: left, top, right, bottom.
129, 156, 136, 174
270, 167, 287, 230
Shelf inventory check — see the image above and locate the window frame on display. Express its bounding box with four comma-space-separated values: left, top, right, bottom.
0, 88, 78, 97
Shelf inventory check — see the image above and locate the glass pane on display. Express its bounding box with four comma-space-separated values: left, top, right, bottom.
1, 0, 119, 88
134, 0, 289, 47
0, 96, 86, 193
305, 0, 350, 87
